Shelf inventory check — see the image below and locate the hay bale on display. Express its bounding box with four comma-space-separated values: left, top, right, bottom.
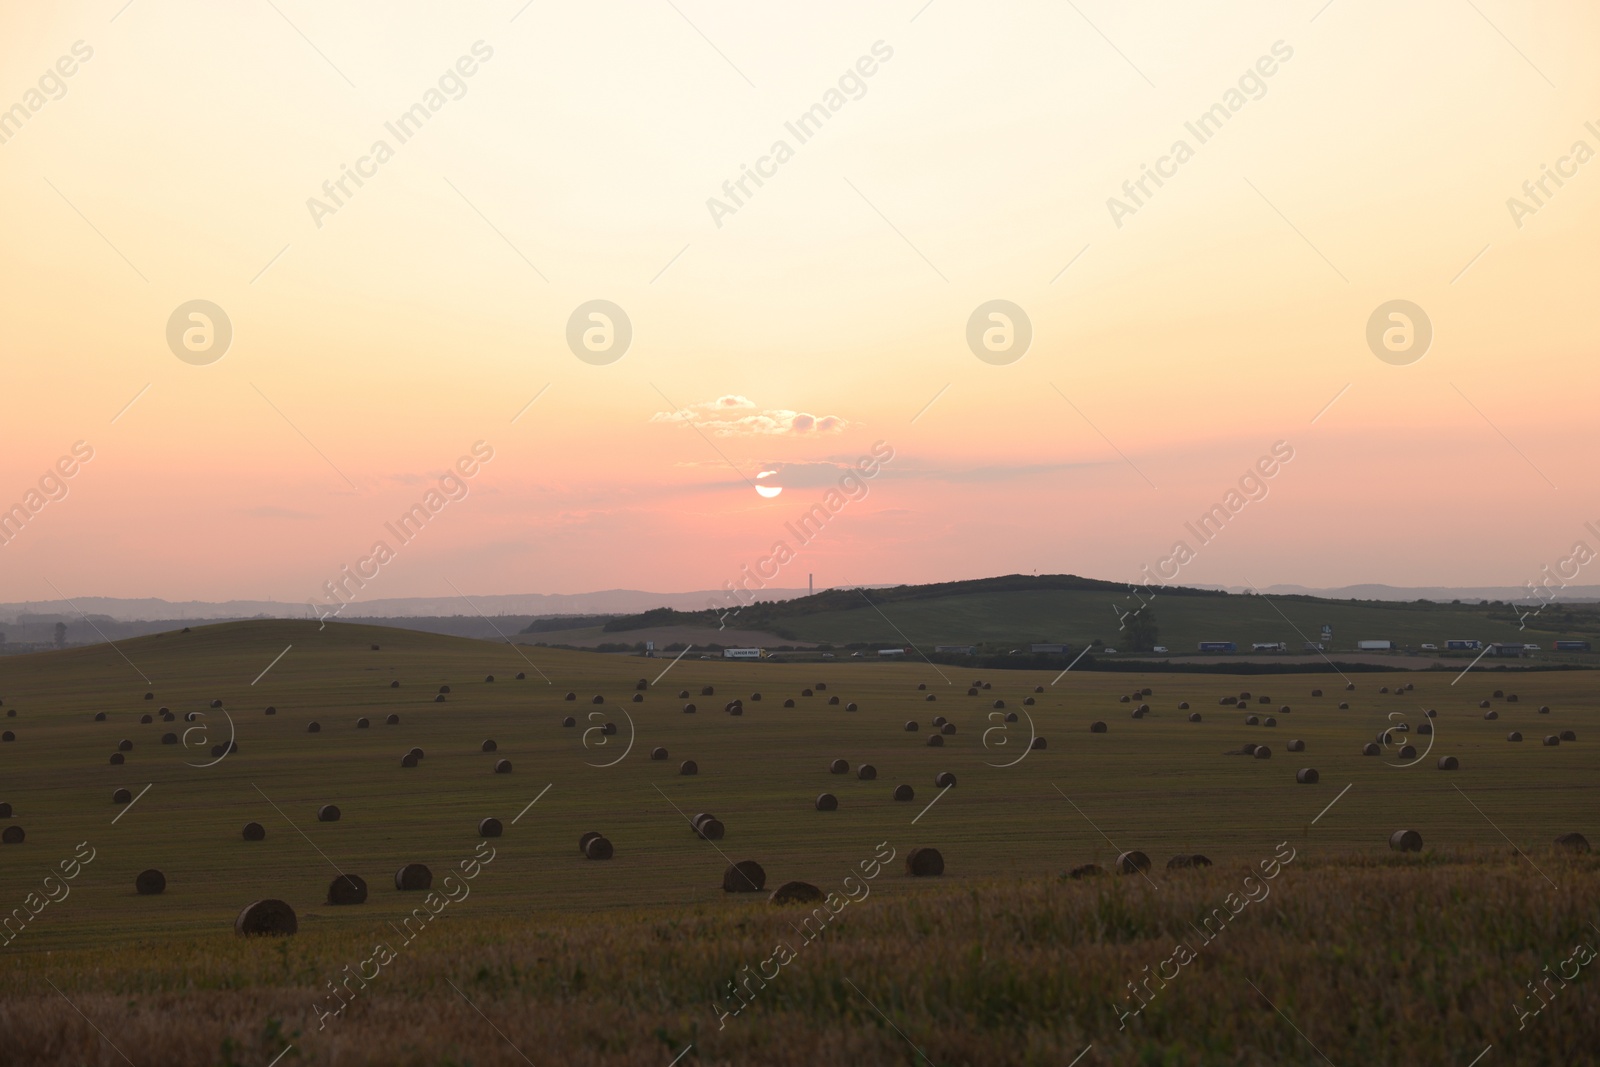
317, 804, 341, 822
1090, 721, 1107, 733
827, 696, 840, 706
1178, 701, 1190, 710
357, 718, 370, 729
1023, 697, 1035, 706
140, 714, 152, 724
1254, 746, 1272, 760
1437, 755, 1460, 770
816, 793, 838, 811
161, 711, 174, 722
1380, 686, 1390, 694
1338, 702, 1350, 710
770, 881, 823, 904
846, 702, 859, 712
918, 684, 927, 691
1245, 715, 1260, 726
481, 739, 497, 752
924, 694, 936, 702
1311, 689, 1323, 697
1114, 851, 1150, 874
1539, 705, 1551, 714
493, 758, 512, 774
1067, 863, 1106, 879
927, 735, 944, 747
1142, 688, 1153, 697
1561, 729, 1578, 741
906, 848, 945, 877
934, 771, 957, 788
723, 860, 767, 892
407, 747, 425, 760
109, 753, 124, 765
1492, 689, 1504, 698
1287, 739, 1305, 752
211, 699, 224, 708
1, 825, 23, 844
564, 692, 576, 701
486, 675, 495, 683
1554, 832, 1590, 852
1479, 700, 1491, 709
390, 681, 400, 688
578, 831, 602, 853
631, 693, 644, 703
682, 703, 697, 714
143, 692, 154, 701
0, 803, 10, 818
1239, 691, 1252, 701
327, 874, 368, 905
1185, 711, 1201, 722
968, 688, 979, 696
802, 689, 813, 697
434, 695, 446, 703
1389, 829, 1422, 852
691, 814, 715, 832
932, 715, 947, 727
129, 868, 167, 895
1005, 712, 1019, 723
1035, 685, 1045, 694
696, 818, 725, 841
727, 707, 743, 718
701, 686, 715, 696
816, 683, 828, 691
680, 760, 698, 775
235, 899, 296, 937
1131, 709, 1146, 720
1240, 742, 1258, 755
1506, 694, 1519, 703
1507, 731, 1523, 742
1416, 723, 1433, 735
1167, 854, 1213, 869
784, 699, 796, 708
892, 784, 915, 802
584, 836, 614, 860
941, 723, 956, 736
678, 690, 691, 699
1119, 695, 1131, 704
830, 758, 849, 774
94, 712, 106, 721
242, 822, 265, 841
1259, 695, 1271, 704
1544, 735, 1561, 746
118, 739, 133, 752
1296, 768, 1319, 784
1264, 717, 1277, 728
1280, 706, 1291, 714
1398, 745, 1416, 760
1483, 710, 1498, 720
635, 678, 649, 691
1362, 743, 1380, 756
650, 747, 668, 761
1220, 696, 1237, 706
112, 787, 134, 806
601, 722, 618, 735
1346, 683, 1355, 691
904, 721, 919, 732
516, 673, 526, 680
386, 714, 399, 725
307, 722, 321, 733
479, 817, 503, 838
857, 764, 877, 781
440, 686, 451, 695
992, 699, 1006, 709
1030, 736, 1047, 749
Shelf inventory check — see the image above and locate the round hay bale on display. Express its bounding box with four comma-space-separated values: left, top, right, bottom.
934, 771, 957, 788
815, 793, 838, 811
480, 739, 497, 752
0, 825, 23, 844
211, 699, 224, 709
829, 758, 849, 774
827, 696, 840, 706
801, 689, 813, 697
1296, 767, 1320, 784
815, 683, 828, 691
680, 760, 698, 775
1240, 743, 1259, 755
769, 881, 824, 904
917, 683, 927, 691
386, 714, 399, 725
678, 690, 691, 699
631, 693, 644, 703
906, 848, 945, 877
1311, 688, 1323, 697
140, 714, 152, 724
113, 788, 133, 804
857, 764, 877, 781
564, 692, 576, 701
1068, 863, 1106, 879
118, 739, 133, 752
1034, 685, 1045, 693
701, 686, 715, 696
1166, 854, 1213, 869
390, 680, 400, 688
751, 693, 762, 702
1561, 729, 1578, 741
1030, 736, 1047, 750
696, 818, 725, 841
356, 718, 370, 729
635, 678, 649, 691
932, 715, 947, 727
1220, 696, 1237, 706
1131, 709, 1146, 720
434, 695, 446, 703
1506, 694, 1518, 703
1389, 829, 1422, 852
1258, 695, 1271, 704
493, 758, 512, 774
1425, 708, 1437, 718
1119, 695, 1131, 703
784, 699, 796, 708
1346, 683, 1356, 691
1280, 705, 1291, 714
904, 720, 919, 732
1254, 746, 1272, 759
1264, 717, 1277, 727
924, 694, 935, 702
485, 675, 495, 683
1090, 721, 1107, 733
602, 721, 619, 734
1398, 744, 1417, 760
682, 703, 697, 714
327, 874, 368, 905
94, 712, 107, 721
516, 673, 526, 680
579, 831, 602, 853
691, 814, 716, 832
1544, 735, 1561, 746
1380, 686, 1390, 694
892, 784, 915, 802
723, 860, 766, 892
235, 899, 296, 936
1362, 743, 1380, 756
1142, 688, 1153, 697
408, 747, 425, 761
478, 817, 503, 838
242, 821, 265, 840
134, 868, 166, 895
1507, 731, 1523, 742
560, 715, 577, 728
439, 686, 451, 695
142, 692, 153, 701
727, 707, 742, 718
109, 753, 124, 765
983, 683, 992, 691
1178, 701, 1190, 710
1005, 711, 1019, 723
650, 747, 668, 761
400, 753, 418, 768
1492, 689, 1504, 698
317, 804, 341, 822
1187, 713, 1202, 723
1554, 832, 1590, 852
307, 721, 321, 733
927, 735, 944, 747
0, 803, 10, 818
1023, 697, 1035, 706
1479, 700, 1491, 709
1287, 739, 1305, 752
846, 702, 859, 712
1437, 755, 1460, 770
1239, 691, 1252, 701
1114, 851, 1150, 874
941, 723, 956, 736
1539, 705, 1551, 714
161, 711, 174, 722
1245, 715, 1260, 726
992, 699, 1006, 709
1483, 710, 1499, 720
1338, 702, 1350, 710
584, 836, 614, 860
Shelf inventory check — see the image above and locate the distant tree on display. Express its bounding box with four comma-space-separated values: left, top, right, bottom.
1126, 609, 1159, 652
54, 621, 67, 649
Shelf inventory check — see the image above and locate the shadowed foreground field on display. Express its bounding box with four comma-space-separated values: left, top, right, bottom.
0, 620, 1595, 1064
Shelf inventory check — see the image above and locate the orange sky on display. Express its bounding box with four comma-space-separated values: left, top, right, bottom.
2, 0, 1598, 606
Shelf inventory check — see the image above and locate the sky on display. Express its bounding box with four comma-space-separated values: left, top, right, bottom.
1, 0, 1598, 610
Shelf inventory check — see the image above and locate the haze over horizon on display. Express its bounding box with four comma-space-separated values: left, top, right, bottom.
4, 1, 1598, 609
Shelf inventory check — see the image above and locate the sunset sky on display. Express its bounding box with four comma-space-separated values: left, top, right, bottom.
2, 0, 1598, 606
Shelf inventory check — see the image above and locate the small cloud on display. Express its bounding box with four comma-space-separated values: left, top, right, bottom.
652, 398, 847, 437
